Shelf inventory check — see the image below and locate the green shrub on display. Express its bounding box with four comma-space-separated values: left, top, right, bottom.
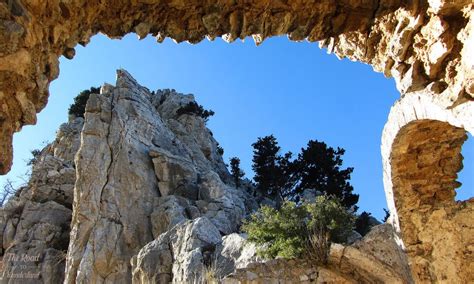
68, 87, 100, 118
306, 195, 355, 244
243, 202, 307, 259
242, 196, 355, 260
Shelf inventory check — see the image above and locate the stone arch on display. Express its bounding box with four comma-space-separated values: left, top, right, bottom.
1, 1, 473, 174
382, 92, 474, 282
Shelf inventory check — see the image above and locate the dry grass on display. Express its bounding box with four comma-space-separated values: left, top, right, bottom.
306, 229, 331, 266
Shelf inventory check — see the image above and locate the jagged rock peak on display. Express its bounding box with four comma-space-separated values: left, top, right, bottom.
116, 69, 139, 88
64, 70, 256, 283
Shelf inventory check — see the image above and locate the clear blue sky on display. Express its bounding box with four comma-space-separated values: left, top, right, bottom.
1, 34, 472, 220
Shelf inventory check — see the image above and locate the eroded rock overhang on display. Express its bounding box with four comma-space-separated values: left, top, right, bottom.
0, 0, 473, 174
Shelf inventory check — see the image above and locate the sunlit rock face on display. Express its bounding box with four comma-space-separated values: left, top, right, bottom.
64, 70, 257, 283
0, 116, 82, 283
225, 224, 412, 283
0, 0, 473, 175
0, 70, 258, 283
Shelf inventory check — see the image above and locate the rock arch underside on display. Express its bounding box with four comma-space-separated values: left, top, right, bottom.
0, 0, 473, 283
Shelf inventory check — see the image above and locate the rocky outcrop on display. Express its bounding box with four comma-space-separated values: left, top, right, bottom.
0, 116, 82, 283
225, 224, 412, 284
0, 70, 258, 283
131, 217, 222, 283
214, 233, 261, 279
64, 70, 256, 283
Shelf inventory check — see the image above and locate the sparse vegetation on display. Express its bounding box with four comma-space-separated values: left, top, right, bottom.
202, 262, 221, 284
176, 101, 215, 122
0, 179, 17, 207
200, 250, 222, 284
306, 195, 356, 244
68, 87, 100, 118
243, 201, 307, 259
382, 208, 390, 223
243, 195, 355, 260
216, 144, 224, 156
306, 229, 330, 265
27, 149, 42, 166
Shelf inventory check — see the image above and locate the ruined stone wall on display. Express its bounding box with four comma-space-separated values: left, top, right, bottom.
381, 91, 474, 283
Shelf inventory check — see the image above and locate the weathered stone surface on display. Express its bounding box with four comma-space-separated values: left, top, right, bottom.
214, 233, 261, 278
64, 70, 256, 283
0, 0, 473, 178
225, 224, 411, 284
150, 195, 190, 239
131, 217, 221, 283
150, 149, 198, 198
382, 91, 474, 283
0, 117, 81, 283
353, 224, 413, 283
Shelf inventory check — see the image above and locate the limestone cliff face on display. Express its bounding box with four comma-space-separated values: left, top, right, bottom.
0, 116, 82, 283
64, 70, 256, 283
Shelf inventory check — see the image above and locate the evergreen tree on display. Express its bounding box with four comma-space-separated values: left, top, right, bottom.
229, 157, 245, 188
176, 101, 215, 122
355, 211, 373, 236
68, 87, 100, 118
293, 140, 359, 209
251, 136, 359, 209
251, 135, 290, 199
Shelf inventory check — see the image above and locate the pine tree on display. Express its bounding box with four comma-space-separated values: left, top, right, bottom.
68, 87, 100, 118
176, 101, 215, 122
252, 135, 287, 199
229, 157, 245, 188
355, 211, 373, 236
293, 140, 359, 209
